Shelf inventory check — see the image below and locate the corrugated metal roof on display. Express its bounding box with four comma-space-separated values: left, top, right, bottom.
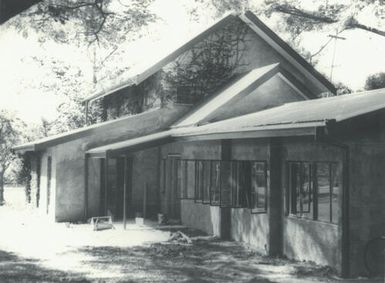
174, 88, 385, 137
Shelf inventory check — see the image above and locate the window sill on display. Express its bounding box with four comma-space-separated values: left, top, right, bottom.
286, 215, 339, 226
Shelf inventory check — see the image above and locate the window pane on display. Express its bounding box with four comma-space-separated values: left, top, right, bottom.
220, 161, 232, 207
176, 159, 182, 199
195, 160, 203, 201
331, 163, 341, 224
251, 162, 267, 213
289, 162, 300, 215
202, 161, 211, 203
317, 163, 331, 222
160, 159, 165, 193
301, 163, 313, 218
186, 160, 195, 199
210, 161, 220, 205
232, 162, 241, 207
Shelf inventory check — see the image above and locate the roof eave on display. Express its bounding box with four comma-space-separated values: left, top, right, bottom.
174, 124, 322, 142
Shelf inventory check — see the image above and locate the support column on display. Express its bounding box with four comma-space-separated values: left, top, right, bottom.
84, 153, 89, 221
268, 138, 283, 256
104, 150, 110, 215
220, 139, 232, 240
123, 156, 127, 229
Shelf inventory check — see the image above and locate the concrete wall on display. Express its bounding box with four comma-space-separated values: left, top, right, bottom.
38, 106, 189, 222
230, 139, 270, 254
161, 140, 222, 234
281, 139, 343, 273
204, 74, 306, 123
338, 111, 385, 277
87, 158, 101, 217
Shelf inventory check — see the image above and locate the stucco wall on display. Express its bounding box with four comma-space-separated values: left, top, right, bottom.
43, 106, 189, 222
230, 139, 270, 253
161, 140, 222, 234
281, 139, 343, 273
204, 74, 305, 123
87, 158, 101, 217
339, 111, 385, 277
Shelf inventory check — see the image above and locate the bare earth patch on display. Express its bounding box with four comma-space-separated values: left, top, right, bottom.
0, 187, 382, 282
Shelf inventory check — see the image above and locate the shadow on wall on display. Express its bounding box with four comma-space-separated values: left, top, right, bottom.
0, 250, 90, 282
283, 218, 340, 272
231, 208, 269, 254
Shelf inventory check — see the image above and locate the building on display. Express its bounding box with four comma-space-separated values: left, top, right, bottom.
14, 11, 385, 278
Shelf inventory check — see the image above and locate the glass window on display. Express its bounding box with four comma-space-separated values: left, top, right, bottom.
195, 160, 204, 202
316, 162, 331, 222
210, 161, 221, 205
287, 161, 341, 224
251, 162, 267, 213
186, 160, 195, 199
220, 161, 232, 207
202, 161, 211, 204
331, 163, 341, 224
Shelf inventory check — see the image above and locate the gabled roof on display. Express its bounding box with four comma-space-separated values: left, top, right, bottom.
84, 11, 335, 103
173, 62, 311, 128
85, 88, 385, 155
174, 88, 385, 139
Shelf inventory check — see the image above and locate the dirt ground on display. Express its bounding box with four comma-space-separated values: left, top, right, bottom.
0, 187, 382, 283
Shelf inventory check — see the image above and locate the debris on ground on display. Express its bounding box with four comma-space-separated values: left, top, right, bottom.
168, 230, 192, 244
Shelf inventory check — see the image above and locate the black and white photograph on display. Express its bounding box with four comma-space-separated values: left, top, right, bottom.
0, 0, 384, 282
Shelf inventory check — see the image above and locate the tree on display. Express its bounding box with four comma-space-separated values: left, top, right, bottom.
191, 0, 385, 62
364, 72, 385, 90
0, 110, 25, 205
11, 0, 157, 46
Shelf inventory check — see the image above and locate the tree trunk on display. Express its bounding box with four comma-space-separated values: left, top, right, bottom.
0, 170, 4, 205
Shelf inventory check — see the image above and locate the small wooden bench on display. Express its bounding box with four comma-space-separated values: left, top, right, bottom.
90, 216, 114, 231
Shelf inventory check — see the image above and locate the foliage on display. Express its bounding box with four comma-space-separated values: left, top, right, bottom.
335, 82, 353, 96
0, 110, 27, 204
12, 0, 157, 46
364, 72, 385, 90
163, 18, 249, 104
192, 0, 385, 61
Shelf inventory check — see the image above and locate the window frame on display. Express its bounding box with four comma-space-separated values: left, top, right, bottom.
250, 161, 268, 214
286, 160, 341, 225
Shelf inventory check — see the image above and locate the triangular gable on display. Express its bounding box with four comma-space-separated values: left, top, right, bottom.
84, 11, 335, 102
173, 63, 310, 128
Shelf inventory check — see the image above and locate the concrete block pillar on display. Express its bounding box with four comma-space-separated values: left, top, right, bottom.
220, 139, 232, 240
268, 138, 283, 256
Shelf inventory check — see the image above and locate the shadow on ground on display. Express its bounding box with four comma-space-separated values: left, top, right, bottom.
77, 236, 333, 283
0, 250, 90, 283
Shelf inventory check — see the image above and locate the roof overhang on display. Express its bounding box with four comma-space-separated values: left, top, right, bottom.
86, 130, 174, 158
173, 122, 325, 141
85, 122, 325, 158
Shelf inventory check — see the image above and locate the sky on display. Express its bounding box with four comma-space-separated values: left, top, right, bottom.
0, 0, 385, 123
